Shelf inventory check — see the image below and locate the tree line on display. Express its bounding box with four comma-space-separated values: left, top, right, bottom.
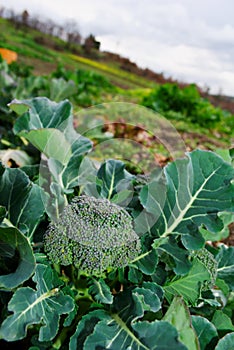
0, 6, 100, 52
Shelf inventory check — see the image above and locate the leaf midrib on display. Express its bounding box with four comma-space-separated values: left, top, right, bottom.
164, 166, 221, 235
111, 313, 149, 350
10, 288, 58, 327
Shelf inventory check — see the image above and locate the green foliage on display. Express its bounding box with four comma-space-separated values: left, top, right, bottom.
9, 61, 33, 78
164, 259, 210, 304
0, 95, 233, 349
88, 277, 113, 304
143, 149, 234, 251
142, 83, 234, 130
0, 59, 114, 123
216, 246, 234, 291
163, 296, 199, 350
192, 248, 218, 290
214, 332, 234, 350
192, 316, 218, 350
0, 165, 45, 239
212, 310, 234, 333
51, 65, 115, 106
0, 226, 35, 290
70, 287, 185, 350
0, 264, 74, 342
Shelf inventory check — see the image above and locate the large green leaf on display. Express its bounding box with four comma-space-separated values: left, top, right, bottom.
69, 309, 108, 350
11, 97, 73, 133
70, 287, 185, 350
192, 316, 218, 350
140, 150, 234, 249
164, 259, 210, 304
97, 159, 134, 200
47, 136, 93, 191
11, 96, 92, 151
49, 78, 77, 101
0, 226, 35, 290
212, 310, 234, 332
10, 98, 92, 220
10, 98, 81, 164
214, 333, 234, 350
132, 321, 188, 350
216, 246, 234, 291
163, 296, 199, 350
41, 135, 92, 220
22, 129, 72, 165
0, 167, 45, 239
83, 318, 187, 350
70, 285, 185, 350
0, 264, 75, 342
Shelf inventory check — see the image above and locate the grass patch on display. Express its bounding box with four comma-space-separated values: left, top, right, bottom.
69, 54, 154, 89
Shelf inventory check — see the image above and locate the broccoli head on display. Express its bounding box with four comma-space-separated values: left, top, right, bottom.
44, 195, 141, 275
192, 248, 218, 290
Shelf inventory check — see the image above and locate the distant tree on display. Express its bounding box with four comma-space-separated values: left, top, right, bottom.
83, 34, 100, 53
29, 15, 40, 31
1, 6, 85, 48
52, 24, 64, 39
8, 8, 17, 22
44, 19, 56, 36
33, 15, 48, 33
7, 9, 22, 29
202, 84, 210, 96
0, 6, 5, 17
64, 19, 82, 45
21, 10, 29, 26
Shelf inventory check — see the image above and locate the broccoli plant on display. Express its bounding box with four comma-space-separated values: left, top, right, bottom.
44, 195, 141, 275
0, 97, 234, 350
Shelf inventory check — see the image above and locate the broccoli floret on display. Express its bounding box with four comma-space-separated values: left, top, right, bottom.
44, 195, 141, 275
192, 248, 218, 290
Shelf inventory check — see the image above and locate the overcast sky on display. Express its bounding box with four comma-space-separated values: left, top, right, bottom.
1, 0, 234, 96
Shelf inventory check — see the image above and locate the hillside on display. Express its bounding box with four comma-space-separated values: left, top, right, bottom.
0, 16, 234, 104
0, 15, 233, 155
0, 17, 154, 90
0, 15, 185, 89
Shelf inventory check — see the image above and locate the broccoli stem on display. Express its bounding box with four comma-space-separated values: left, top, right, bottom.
53, 263, 61, 275
75, 290, 93, 303
52, 295, 94, 349
130, 250, 151, 263
52, 326, 70, 349
52, 279, 94, 349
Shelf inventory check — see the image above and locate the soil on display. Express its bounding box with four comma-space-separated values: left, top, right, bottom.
222, 223, 234, 246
